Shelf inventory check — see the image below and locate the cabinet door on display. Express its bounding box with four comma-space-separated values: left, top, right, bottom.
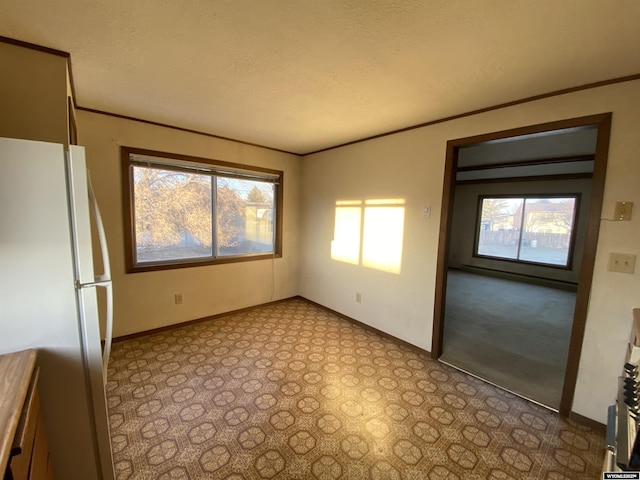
29, 413, 53, 480
9, 379, 40, 480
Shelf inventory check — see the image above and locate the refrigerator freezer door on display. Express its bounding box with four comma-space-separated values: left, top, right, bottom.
67, 145, 96, 286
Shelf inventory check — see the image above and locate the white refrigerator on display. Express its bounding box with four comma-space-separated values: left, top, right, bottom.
0, 137, 115, 480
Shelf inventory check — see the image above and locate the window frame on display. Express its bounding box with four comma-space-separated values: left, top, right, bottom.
472, 193, 580, 270
121, 146, 283, 273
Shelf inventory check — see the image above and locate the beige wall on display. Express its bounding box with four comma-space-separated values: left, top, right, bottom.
0, 42, 69, 145
77, 110, 301, 338
300, 79, 640, 423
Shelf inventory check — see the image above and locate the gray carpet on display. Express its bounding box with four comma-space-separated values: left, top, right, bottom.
440, 269, 575, 409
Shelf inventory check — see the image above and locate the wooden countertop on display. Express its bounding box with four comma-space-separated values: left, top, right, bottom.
0, 349, 37, 474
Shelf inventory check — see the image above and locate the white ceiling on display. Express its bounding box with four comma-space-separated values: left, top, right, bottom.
1, 1, 639, 155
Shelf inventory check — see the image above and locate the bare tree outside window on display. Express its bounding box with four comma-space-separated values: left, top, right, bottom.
134, 167, 213, 262
216, 178, 275, 256
123, 147, 282, 272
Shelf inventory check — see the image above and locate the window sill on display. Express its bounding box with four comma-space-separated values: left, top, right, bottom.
126, 252, 282, 274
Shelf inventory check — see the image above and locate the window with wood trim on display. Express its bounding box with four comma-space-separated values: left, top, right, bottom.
475, 195, 579, 268
121, 147, 282, 272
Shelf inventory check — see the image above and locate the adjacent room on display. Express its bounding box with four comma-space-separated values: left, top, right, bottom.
1, 2, 639, 479
440, 126, 598, 409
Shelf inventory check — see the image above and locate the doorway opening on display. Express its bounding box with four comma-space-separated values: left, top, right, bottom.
432, 113, 612, 416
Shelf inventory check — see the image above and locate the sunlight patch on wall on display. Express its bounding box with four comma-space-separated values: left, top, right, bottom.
331, 199, 405, 274
331, 201, 362, 265
362, 200, 405, 274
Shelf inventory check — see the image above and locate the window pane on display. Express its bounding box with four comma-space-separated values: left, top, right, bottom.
133, 166, 212, 263
519, 198, 576, 266
216, 178, 275, 256
477, 198, 523, 260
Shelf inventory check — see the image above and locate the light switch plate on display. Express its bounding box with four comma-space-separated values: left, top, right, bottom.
615, 201, 633, 221
608, 253, 637, 274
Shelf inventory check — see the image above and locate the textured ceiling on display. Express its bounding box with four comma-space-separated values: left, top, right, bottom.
1, 1, 640, 154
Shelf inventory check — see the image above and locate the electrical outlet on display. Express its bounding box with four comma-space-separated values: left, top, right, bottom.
615, 201, 633, 221
608, 253, 636, 274
175, 293, 184, 304
355, 292, 362, 303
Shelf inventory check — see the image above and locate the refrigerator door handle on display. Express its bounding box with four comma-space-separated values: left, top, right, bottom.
87, 172, 112, 282
77, 280, 113, 383
101, 281, 113, 380
87, 172, 114, 381
77, 279, 111, 288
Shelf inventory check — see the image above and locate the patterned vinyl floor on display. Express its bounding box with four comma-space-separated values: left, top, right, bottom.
106, 298, 605, 479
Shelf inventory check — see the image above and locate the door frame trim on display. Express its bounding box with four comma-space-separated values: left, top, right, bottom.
431, 112, 612, 416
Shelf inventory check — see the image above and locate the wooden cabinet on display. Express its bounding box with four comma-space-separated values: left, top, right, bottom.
0, 350, 53, 480
0, 40, 71, 147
